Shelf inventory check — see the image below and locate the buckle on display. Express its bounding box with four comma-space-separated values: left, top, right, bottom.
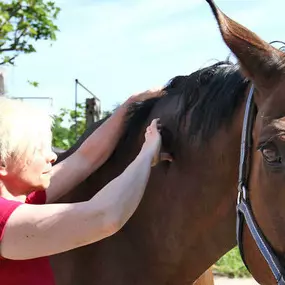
237, 182, 247, 204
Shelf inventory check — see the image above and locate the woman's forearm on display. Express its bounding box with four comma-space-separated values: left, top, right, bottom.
89, 148, 153, 232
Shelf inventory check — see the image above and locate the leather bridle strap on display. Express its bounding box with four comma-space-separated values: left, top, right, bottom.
237, 199, 285, 284
236, 84, 285, 284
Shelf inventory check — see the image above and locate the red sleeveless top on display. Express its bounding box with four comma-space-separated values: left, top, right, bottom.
0, 191, 56, 285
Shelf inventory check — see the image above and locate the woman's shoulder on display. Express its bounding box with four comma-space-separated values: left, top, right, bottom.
0, 191, 47, 243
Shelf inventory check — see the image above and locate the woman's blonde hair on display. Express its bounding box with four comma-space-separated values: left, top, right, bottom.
0, 97, 53, 165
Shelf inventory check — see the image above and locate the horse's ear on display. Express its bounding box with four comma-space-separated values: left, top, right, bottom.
151, 152, 173, 167
206, 0, 285, 90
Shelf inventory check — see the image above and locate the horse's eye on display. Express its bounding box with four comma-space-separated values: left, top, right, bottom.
260, 144, 282, 165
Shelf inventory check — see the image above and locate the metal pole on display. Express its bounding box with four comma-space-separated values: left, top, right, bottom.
76, 80, 99, 101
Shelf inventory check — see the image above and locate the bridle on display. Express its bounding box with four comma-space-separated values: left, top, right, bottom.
236, 42, 285, 283
237, 85, 285, 284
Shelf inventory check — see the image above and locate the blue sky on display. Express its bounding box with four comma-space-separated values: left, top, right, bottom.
2, 0, 285, 117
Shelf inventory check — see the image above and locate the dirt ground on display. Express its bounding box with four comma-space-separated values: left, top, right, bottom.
214, 277, 259, 285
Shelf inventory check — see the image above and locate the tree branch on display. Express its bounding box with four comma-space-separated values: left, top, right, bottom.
0, 54, 18, 65
0, 0, 60, 66
0, 26, 27, 53
0, 2, 22, 31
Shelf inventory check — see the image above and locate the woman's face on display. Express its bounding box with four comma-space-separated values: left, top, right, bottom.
5, 138, 57, 194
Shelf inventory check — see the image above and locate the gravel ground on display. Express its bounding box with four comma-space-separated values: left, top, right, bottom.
214, 277, 259, 285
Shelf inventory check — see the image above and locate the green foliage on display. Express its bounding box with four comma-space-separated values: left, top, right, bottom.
27, 80, 39, 87
214, 247, 251, 278
0, 0, 60, 65
52, 102, 114, 150
52, 103, 86, 150
51, 114, 69, 150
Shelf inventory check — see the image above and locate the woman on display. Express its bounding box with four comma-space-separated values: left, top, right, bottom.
0, 89, 163, 285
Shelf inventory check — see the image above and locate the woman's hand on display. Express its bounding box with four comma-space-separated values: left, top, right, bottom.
141, 118, 162, 166
125, 87, 165, 105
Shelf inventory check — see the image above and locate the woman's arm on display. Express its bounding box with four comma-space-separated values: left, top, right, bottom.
46, 88, 163, 203
1, 119, 161, 260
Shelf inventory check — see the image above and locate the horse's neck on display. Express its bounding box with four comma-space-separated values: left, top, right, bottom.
118, 97, 248, 283
54, 95, 247, 284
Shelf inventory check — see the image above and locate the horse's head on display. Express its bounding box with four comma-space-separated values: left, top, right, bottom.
207, 0, 285, 283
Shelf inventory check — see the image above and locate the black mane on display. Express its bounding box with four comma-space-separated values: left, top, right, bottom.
124, 61, 250, 146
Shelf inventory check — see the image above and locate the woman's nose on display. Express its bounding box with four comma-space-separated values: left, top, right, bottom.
49, 151, 58, 164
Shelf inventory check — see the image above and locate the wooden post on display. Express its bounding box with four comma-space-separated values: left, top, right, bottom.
85, 98, 95, 128
85, 97, 101, 128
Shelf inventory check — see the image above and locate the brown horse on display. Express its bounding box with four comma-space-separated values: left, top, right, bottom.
49, 0, 285, 284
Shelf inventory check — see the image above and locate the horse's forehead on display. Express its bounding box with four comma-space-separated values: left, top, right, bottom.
258, 82, 285, 123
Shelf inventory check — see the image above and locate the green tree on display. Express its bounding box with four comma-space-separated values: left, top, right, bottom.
52, 103, 86, 150
0, 0, 60, 66
51, 114, 70, 150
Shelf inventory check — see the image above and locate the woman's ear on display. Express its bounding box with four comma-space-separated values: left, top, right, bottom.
0, 159, 8, 177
